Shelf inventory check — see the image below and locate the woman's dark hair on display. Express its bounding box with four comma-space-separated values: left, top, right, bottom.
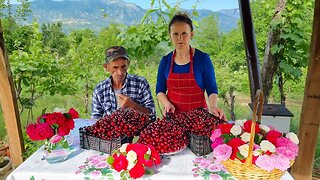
168, 12, 193, 32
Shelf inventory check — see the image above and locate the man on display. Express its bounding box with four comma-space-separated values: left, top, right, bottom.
91, 46, 155, 119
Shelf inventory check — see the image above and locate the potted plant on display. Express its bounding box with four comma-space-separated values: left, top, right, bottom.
0, 140, 11, 174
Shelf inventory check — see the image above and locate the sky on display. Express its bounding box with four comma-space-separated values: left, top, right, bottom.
10, 0, 239, 11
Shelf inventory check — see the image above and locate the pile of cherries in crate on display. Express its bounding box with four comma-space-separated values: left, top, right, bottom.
85, 108, 151, 140
138, 118, 188, 154
138, 107, 224, 154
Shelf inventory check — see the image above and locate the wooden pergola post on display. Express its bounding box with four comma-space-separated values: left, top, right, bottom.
0, 20, 24, 166
291, 0, 320, 178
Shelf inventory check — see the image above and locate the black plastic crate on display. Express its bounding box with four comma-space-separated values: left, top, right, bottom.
189, 133, 212, 156
79, 127, 132, 154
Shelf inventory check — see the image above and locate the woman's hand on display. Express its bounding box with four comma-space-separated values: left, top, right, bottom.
163, 102, 175, 116
211, 107, 227, 121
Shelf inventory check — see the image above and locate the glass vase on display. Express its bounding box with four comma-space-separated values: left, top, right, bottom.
44, 147, 71, 163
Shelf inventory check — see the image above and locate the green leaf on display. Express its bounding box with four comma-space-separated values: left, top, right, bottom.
144, 153, 151, 160
63, 113, 72, 119
107, 156, 114, 165
236, 151, 245, 160
40, 108, 47, 116
51, 124, 59, 129
132, 136, 139, 144
145, 168, 154, 175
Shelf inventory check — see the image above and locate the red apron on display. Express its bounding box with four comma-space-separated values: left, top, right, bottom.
167, 47, 207, 112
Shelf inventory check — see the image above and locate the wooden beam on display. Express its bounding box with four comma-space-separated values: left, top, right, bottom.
291, 0, 320, 179
0, 20, 24, 166
238, 0, 263, 103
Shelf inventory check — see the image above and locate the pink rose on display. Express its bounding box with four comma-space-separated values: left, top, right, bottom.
90, 170, 102, 176
207, 164, 221, 172
276, 137, 290, 147
213, 144, 232, 163
211, 137, 224, 150
209, 174, 222, 180
276, 146, 297, 160
199, 158, 212, 168
255, 154, 275, 172
273, 154, 291, 171
49, 134, 62, 144
210, 129, 222, 141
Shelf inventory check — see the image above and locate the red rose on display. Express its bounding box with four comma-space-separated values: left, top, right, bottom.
129, 162, 145, 179
230, 150, 238, 160
65, 119, 75, 130
218, 123, 233, 134
26, 124, 39, 140
57, 125, 71, 136
227, 138, 246, 150
68, 108, 79, 119
46, 112, 66, 126
35, 123, 54, 140
252, 155, 258, 165
243, 120, 261, 133
126, 143, 148, 157
147, 145, 161, 165
113, 154, 128, 172
266, 130, 282, 145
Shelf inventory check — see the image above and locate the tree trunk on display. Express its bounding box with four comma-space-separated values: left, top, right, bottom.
84, 81, 89, 114
261, 0, 286, 104
229, 87, 236, 121
277, 72, 286, 105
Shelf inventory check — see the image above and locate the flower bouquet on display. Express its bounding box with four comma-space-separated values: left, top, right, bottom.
107, 143, 161, 179
26, 108, 79, 162
211, 90, 299, 179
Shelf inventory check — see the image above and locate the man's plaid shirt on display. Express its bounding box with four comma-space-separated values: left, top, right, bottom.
91, 74, 155, 119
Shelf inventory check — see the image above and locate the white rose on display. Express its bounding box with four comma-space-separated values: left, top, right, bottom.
287, 132, 299, 144
126, 150, 137, 162
230, 125, 242, 136
259, 124, 270, 132
119, 143, 129, 153
241, 132, 251, 142
238, 144, 249, 158
260, 140, 275, 153
127, 161, 136, 170
235, 119, 246, 126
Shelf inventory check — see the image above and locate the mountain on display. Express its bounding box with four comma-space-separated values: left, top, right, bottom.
14, 0, 239, 33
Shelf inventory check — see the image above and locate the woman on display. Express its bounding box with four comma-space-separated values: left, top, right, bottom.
156, 12, 227, 120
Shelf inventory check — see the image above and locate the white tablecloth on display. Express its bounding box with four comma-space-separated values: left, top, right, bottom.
7, 119, 294, 180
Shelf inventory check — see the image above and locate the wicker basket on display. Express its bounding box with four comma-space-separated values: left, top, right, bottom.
221, 90, 290, 180
189, 132, 212, 156
79, 127, 132, 154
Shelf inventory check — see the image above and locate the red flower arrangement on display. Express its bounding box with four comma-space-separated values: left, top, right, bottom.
107, 143, 161, 179
26, 108, 79, 152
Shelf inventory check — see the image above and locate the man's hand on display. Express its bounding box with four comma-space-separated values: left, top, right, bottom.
211, 107, 227, 121
116, 94, 134, 109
